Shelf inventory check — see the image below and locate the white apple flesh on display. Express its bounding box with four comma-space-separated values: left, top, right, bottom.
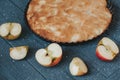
10, 46, 29, 60
35, 43, 62, 67
69, 57, 88, 76
0, 23, 22, 40
96, 37, 119, 61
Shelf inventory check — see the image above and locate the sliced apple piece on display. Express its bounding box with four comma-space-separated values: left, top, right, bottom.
69, 57, 88, 76
0, 23, 22, 40
35, 43, 62, 67
10, 46, 29, 60
96, 37, 119, 61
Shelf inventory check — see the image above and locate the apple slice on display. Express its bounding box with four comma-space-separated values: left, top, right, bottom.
96, 37, 119, 61
0, 23, 22, 40
69, 57, 88, 76
10, 46, 29, 60
35, 43, 62, 67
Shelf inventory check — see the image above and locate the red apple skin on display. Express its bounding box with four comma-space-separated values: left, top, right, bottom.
96, 47, 112, 61
50, 55, 62, 67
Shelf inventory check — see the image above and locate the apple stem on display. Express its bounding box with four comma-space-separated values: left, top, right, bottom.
45, 53, 49, 56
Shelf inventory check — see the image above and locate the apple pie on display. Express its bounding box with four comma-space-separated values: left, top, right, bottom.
26, 0, 112, 43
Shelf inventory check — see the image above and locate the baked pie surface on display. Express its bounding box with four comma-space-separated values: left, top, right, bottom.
26, 0, 112, 43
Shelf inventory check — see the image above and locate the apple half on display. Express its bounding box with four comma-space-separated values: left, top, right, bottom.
0, 23, 22, 40
35, 43, 62, 67
96, 37, 119, 61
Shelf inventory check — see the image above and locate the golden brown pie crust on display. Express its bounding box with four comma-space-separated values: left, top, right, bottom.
26, 0, 112, 43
